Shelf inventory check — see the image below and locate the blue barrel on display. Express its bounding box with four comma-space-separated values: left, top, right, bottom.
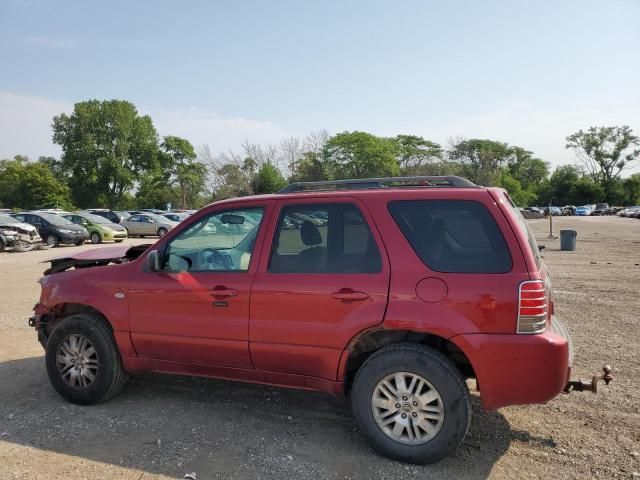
560, 230, 577, 251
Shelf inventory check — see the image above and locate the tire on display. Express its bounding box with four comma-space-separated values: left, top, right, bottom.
351, 343, 471, 465
157, 227, 168, 238
45, 313, 127, 405
75, 240, 85, 246
45, 234, 59, 248
90, 232, 102, 244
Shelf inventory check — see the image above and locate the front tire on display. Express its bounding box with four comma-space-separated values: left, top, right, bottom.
157, 227, 168, 238
351, 343, 471, 464
45, 313, 127, 405
45, 234, 59, 248
90, 232, 102, 244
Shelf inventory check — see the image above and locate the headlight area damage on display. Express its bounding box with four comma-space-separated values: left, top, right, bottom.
0, 225, 43, 252
42, 243, 152, 275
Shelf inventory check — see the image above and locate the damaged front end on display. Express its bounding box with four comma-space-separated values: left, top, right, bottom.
43, 243, 152, 275
0, 224, 43, 252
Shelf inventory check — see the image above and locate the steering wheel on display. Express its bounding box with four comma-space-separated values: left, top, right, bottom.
198, 248, 229, 270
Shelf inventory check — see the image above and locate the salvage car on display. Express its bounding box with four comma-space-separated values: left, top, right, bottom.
29, 176, 611, 465
64, 212, 128, 244
121, 213, 177, 237
12, 211, 89, 247
0, 213, 43, 252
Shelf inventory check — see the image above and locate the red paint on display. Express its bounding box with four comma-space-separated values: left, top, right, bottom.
34, 186, 571, 410
415, 277, 448, 303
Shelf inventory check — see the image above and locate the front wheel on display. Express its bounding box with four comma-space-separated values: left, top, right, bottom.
45, 234, 59, 248
157, 227, 168, 238
351, 343, 471, 464
90, 232, 102, 244
45, 313, 128, 405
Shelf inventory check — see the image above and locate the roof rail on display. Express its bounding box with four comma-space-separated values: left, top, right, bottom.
278, 175, 477, 193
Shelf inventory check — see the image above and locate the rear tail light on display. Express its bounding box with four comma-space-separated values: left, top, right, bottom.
517, 280, 548, 334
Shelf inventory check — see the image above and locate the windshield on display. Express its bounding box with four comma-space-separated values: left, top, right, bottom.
0, 214, 20, 224
147, 213, 173, 223
81, 213, 114, 224
37, 212, 75, 226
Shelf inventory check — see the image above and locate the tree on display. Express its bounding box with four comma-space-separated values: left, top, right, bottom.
289, 151, 329, 182
507, 147, 549, 190
160, 136, 207, 209
566, 126, 640, 202
253, 163, 287, 194
622, 174, 640, 205
324, 131, 399, 179
52, 99, 159, 208
392, 135, 443, 176
570, 178, 604, 205
448, 139, 512, 186
499, 170, 536, 206
0, 156, 73, 210
545, 165, 580, 205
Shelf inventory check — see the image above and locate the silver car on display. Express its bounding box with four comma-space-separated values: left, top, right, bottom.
121, 213, 178, 237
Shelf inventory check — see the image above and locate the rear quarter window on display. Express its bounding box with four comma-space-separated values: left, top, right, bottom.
388, 199, 512, 273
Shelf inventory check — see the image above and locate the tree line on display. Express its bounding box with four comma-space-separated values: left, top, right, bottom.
1, 99, 639, 211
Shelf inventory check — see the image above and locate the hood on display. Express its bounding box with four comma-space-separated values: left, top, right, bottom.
43, 243, 152, 275
0, 220, 37, 233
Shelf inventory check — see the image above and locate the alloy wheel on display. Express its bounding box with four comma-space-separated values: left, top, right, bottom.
56, 334, 99, 389
371, 372, 445, 445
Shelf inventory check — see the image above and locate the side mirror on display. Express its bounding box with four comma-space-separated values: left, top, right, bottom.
147, 250, 160, 272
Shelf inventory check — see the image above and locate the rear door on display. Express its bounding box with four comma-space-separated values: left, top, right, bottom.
249, 196, 390, 380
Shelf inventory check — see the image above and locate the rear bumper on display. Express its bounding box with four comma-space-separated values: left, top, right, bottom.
451, 315, 571, 410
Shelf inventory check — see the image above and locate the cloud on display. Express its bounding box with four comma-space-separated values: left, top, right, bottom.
0, 91, 295, 160
0, 91, 70, 160
406, 100, 640, 172
148, 107, 296, 155
25, 36, 76, 49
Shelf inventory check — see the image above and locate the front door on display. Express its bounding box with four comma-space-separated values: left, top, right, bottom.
128, 204, 271, 368
249, 198, 390, 380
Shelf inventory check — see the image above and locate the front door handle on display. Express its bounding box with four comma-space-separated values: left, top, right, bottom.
331, 288, 369, 301
210, 286, 238, 298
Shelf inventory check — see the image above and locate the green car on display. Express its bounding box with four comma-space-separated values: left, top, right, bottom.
63, 212, 128, 244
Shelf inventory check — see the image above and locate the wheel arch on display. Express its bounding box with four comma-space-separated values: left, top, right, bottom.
339, 328, 475, 392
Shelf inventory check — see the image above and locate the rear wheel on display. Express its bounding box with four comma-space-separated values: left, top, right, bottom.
157, 227, 168, 238
90, 232, 102, 244
45, 313, 127, 405
351, 343, 471, 464
45, 234, 59, 248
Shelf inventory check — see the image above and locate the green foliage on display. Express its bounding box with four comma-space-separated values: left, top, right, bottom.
159, 136, 207, 209
392, 135, 443, 176
0, 156, 73, 210
622, 174, 640, 205
253, 163, 288, 194
499, 171, 536, 206
289, 152, 329, 183
324, 131, 399, 179
214, 159, 256, 200
448, 139, 512, 186
52, 99, 160, 208
507, 147, 549, 190
566, 126, 640, 202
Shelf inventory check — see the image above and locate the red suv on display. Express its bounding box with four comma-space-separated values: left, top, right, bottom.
30, 176, 595, 464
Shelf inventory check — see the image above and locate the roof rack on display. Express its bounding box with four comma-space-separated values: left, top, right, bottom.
278, 175, 477, 193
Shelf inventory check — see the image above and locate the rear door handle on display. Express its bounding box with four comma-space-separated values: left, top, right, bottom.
210, 286, 238, 298
331, 289, 369, 301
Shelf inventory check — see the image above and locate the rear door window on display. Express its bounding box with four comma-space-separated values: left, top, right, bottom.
388, 200, 512, 273
269, 203, 382, 273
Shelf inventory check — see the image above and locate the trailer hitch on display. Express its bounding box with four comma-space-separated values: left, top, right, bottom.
564, 365, 613, 393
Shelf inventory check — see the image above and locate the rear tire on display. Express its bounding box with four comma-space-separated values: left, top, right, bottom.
157, 227, 168, 238
351, 343, 471, 464
45, 313, 127, 405
90, 232, 102, 244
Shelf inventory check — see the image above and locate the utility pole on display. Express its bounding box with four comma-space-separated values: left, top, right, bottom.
548, 197, 556, 239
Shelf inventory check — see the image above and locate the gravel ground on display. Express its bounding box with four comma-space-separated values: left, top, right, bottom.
0, 216, 639, 480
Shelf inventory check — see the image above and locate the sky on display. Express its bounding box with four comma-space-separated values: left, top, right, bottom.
1, 0, 639, 171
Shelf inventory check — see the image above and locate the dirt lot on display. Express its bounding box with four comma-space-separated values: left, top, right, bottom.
1, 216, 639, 480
